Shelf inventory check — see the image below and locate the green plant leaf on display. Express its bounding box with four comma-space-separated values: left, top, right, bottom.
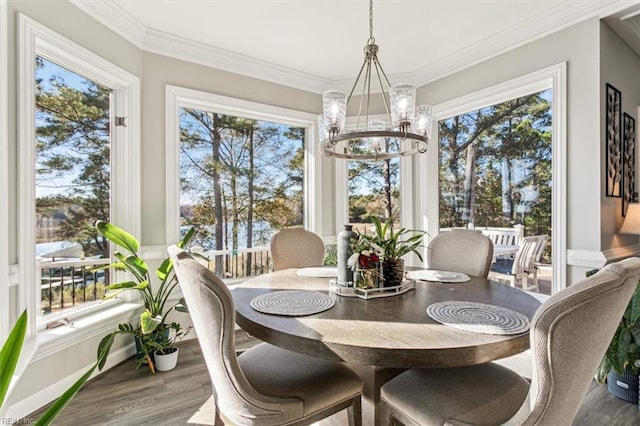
156, 258, 172, 282
105, 281, 148, 291
140, 310, 162, 335
177, 227, 196, 248
95, 220, 139, 255
629, 283, 640, 325
120, 254, 149, 279
97, 333, 115, 372
616, 328, 632, 372
0, 310, 27, 410
174, 298, 189, 313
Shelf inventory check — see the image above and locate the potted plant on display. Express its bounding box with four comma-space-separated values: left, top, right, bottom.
150, 322, 192, 372
93, 220, 195, 373
595, 279, 640, 403
358, 214, 426, 287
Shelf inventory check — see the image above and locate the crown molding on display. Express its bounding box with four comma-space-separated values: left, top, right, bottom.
69, 0, 638, 94
413, 1, 637, 86
69, 0, 146, 48
143, 28, 332, 94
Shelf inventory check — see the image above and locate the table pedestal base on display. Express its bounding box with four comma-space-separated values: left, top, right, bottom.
349, 365, 406, 426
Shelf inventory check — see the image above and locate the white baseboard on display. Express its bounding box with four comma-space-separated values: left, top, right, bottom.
5, 343, 136, 421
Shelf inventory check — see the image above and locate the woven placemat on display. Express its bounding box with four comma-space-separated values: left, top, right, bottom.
426, 301, 530, 335
250, 290, 335, 316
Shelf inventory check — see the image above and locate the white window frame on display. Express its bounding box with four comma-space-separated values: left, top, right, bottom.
165, 85, 321, 248
0, 0, 9, 343
418, 62, 567, 293
18, 15, 140, 335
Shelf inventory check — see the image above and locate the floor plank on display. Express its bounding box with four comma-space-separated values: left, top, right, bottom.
28, 339, 640, 425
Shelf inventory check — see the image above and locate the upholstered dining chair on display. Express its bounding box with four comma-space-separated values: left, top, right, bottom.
270, 227, 325, 271
427, 229, 494, 278
489, 235, 544, 290
380, 257, 640, 426
168, 245, 362, 426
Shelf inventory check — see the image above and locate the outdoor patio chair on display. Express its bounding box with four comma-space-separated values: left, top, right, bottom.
427, 229, 494, 278
270, 227, 325, 271
380, 257, 640, 426
168, 245, 362, 426
489, 235, 545, 291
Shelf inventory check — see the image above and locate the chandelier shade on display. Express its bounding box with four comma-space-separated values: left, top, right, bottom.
318, 0, 432, 161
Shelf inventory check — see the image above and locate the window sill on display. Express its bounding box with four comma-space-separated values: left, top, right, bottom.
32, 302, 142, 362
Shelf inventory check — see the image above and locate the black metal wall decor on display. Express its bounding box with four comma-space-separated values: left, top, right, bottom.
606, 83, 622, 197
623, 112, 636, 216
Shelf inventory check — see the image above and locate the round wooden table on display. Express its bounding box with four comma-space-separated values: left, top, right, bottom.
233, 268, 541, 425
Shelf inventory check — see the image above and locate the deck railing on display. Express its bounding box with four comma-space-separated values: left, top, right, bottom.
38, 246, 273, 314
38, 257, 111, 315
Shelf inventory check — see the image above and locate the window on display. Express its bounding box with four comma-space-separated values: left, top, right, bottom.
348, 156, 400, 229
438, 89, 552, 262
179, 108, 305, 278
166, 86, 320, 279
35, 57, 112, 316
19, 15, 140, 334
420, 63, 566, 293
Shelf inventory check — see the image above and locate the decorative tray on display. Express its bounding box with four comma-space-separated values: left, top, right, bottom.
329, 279, 415, 299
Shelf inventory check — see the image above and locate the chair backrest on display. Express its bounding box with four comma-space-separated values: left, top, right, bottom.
168, 245, 303, 425
510, 257, 640, 425
476, 224, 525, 245
427, 229, 494, 278
270, 227, 325, 271
509, 236, 541, 276
533, 234, 548, 263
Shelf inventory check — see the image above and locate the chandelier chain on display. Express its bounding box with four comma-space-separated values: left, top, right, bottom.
368, 0, 375, 44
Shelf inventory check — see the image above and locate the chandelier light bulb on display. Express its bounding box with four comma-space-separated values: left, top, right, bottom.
368, 119, 386, 153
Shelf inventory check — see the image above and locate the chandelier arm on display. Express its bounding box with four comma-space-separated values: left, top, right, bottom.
356, 55, 373, 132
372, 58, 392, 120
347, 57, 369, 104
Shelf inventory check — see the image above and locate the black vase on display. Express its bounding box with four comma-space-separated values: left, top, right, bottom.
382, 258, 404, 288
606, 368, 639, 404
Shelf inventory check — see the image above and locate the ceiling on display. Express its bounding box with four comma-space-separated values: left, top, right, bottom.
71, 1, 640, 94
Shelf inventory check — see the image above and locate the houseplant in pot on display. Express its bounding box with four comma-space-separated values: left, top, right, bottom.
150, 322, 191, 372
93, 220, 196, 373
595, 279, 640, 403
357, 214, 426, 287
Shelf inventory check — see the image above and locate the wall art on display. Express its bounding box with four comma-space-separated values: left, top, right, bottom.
606, 83, 622, 197
623, 112, 636, 216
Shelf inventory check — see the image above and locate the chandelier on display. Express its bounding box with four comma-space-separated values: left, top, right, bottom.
318, 0, 433, 161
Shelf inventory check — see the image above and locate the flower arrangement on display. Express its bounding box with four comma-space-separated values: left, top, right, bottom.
347, 234, 383, 288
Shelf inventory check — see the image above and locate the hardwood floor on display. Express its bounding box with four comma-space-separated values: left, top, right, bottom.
29, 338, 640, 425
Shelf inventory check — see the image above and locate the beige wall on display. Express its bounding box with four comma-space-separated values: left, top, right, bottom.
600, 22, 640, 251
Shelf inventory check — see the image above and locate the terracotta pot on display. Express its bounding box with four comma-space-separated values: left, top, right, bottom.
382, 258, 404, 287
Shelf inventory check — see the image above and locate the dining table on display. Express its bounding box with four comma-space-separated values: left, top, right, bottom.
232, 267, 541, 426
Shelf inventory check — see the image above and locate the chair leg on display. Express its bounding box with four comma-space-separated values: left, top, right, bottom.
347, 396, 362, 426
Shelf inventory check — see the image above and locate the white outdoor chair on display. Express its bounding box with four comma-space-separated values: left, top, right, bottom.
168, 246, 362, 426
489, 235, 545, 291
380, 257, 640, 426
270, 227, 325, 271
